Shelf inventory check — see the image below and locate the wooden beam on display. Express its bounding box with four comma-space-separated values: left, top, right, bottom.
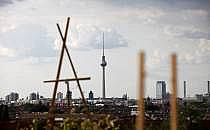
136, 52, 145, 130
170, 54, 177, 130
44, 77, 91, 83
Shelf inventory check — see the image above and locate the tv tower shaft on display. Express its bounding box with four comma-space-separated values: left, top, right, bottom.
101, 33, 107, 99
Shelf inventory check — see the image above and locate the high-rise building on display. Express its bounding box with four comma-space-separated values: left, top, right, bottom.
64, 81, 72, 106
37, 92, 39, 100
10, 92, 19, 101
29, 92, 39, 101
122, 93, 128, 100
156, 81, 166, 99
184, 81, 186, 98
66, 91, 72, 100
29, 93, 36, 100
5, 92, 19, 104
89, 91, 94, 100
57, 92, 63, 100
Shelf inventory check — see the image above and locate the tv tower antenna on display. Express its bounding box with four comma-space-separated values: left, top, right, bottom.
101, 32, 107, 99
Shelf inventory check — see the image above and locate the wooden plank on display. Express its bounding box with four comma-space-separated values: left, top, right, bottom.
136, 52, 145, 130
170, 54, 177, 130
44, 77, 91, 83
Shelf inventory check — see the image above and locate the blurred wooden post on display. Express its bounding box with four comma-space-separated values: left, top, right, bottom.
170, 54, 177, 130
136, 52, 145, 130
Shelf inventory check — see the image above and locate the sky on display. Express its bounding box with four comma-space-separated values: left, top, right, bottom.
0, 0, 209, 99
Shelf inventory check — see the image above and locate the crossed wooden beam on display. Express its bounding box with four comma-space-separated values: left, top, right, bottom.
45, 17, 90, 130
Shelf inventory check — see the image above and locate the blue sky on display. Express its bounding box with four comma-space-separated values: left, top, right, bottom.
0, 0, 209, 99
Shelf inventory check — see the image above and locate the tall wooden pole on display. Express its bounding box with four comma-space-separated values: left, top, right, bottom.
170, 54, 177, 130
136, 52, 145, 130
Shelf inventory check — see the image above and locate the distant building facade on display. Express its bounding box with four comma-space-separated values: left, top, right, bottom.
57, 92, 63, 101
122, 93, 128, 100
66, 91, 72, 100
89, 91, 94, 100
5, 92, 19, 104
29, 92, 39, 101
156, 81, 166, 99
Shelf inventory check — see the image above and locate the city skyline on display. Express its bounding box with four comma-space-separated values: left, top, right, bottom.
1, 80, 210, 100
0, 0, 209, 99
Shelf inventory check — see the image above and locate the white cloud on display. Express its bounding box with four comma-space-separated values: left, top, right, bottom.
181, 9, 208, 17
66, 24, 128, 50
0, 24, 56, 58
1, 24, 16, 33
0, 46, 15, 57
163, 25, 209, 39
136, 7, 165, 19
146, 49, 167, 68
177, 39, 210, 64
184, 53, 194, 62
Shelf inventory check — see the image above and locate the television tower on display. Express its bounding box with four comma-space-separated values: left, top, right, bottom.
101, 32, 107, 99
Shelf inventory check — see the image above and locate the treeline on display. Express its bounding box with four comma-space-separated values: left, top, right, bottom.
0, 105, 9, 121
23, 103, 49, 113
